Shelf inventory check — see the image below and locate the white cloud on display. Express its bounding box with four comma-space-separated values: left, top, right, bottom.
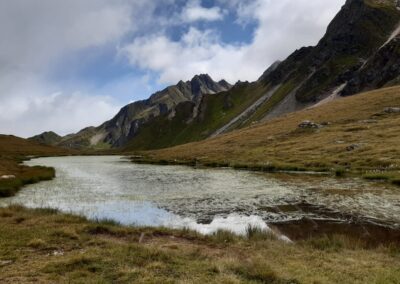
182, 0, 225, 22
0, 0, 151, 137
0, 0, 138, 74
122, 0, 346, 84
0, 72, 120, 137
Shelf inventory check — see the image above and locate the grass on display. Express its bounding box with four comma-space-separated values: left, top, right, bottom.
0, 206, 399, 283
0, 135, 70, 197
0, 165, 55, 197
132, 86, 400, 186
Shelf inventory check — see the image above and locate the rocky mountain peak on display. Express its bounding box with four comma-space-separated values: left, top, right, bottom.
189, 74, 230, 96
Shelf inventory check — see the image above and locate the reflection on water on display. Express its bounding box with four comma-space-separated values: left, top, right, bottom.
0, 156, 399, 234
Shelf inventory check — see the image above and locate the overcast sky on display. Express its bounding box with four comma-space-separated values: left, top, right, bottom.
0, 0, 345, 137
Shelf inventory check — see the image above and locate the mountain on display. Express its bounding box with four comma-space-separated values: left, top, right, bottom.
28, 131, 62, 146
47, 0, 400, 151
58, 74, 232, 149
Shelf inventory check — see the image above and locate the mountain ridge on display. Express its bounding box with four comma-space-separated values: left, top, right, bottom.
56, 74, 232, 149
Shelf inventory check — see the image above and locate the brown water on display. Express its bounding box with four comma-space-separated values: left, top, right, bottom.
0, 156, 399, 238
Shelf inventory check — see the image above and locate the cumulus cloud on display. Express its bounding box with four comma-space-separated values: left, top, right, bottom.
0, 73, 120, 137
122, 0, 346, 83
181, 0, 225, 22
0, 0, 150, 137
0, 0, 138, 74
121, 28, 249, 83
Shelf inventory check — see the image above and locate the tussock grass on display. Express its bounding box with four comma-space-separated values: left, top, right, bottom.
1, 206, 399, 283
246, 225, 277, 241
303, 234, 367, 252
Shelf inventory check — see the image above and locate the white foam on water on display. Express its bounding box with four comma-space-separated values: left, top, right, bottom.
174, 214, 269, 235
167, 214, 293, 242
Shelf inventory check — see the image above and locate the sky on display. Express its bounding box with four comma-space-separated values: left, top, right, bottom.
0, 0, 346, 138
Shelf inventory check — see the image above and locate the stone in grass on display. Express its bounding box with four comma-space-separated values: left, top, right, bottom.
298, 120, 322, 129
0, 175, 15, 179
384, 107, 400, 114
0, 260, 13, 267
346, 144, 360, 151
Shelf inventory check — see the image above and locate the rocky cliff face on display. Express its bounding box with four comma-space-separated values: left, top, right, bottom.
342, 30, 400, 95
59, 74, 231, 149
261, 0, 400, 102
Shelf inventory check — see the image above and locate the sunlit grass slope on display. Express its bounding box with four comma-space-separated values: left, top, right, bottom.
137, 86, 400, 184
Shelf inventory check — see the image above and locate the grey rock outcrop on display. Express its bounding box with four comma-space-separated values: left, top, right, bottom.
384, 107, 400, 113
298, 121, 322, 129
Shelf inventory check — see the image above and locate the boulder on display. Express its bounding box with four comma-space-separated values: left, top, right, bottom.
298, 121, 321, 129
384, 107, 400, 114
0, 175, 16, 180
346, 144, 360, 151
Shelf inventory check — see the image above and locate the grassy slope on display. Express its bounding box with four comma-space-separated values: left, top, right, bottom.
0, 135, 70, 197
124, 82, 269, 150
136, 86, 400, 184
1, 206, 399, 284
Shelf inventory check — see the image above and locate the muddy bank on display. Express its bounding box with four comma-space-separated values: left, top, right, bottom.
272, 218, 400, 247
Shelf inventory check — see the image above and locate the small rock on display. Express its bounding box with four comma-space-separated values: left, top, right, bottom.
359, 119, 378, 124
0, 260, 13, 266
138, 232, 145, 243
384, 107, 400, 114
346, 144, 360, 151
52, 250, 64, 256
298, 120, 321, 129
0, 175, 16, 180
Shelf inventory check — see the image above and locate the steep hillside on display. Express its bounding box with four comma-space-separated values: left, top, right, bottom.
136, 86, 400, 184
242, 0, 400, 123
59, 74, 232, 149
124, 82, 270, 150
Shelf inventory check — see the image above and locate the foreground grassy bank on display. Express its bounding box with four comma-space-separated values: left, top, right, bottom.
133, 86, 400, 185
0, 206, 399, 283
0, 135, 70, 197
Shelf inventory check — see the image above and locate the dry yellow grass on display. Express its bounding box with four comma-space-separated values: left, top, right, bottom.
0, 206, 399, 283
138, 86, 400, 183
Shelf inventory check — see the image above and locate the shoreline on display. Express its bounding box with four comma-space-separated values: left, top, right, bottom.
130, 155, 400, 187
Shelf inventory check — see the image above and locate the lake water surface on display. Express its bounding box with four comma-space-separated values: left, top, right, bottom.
1, 156, 399, 236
